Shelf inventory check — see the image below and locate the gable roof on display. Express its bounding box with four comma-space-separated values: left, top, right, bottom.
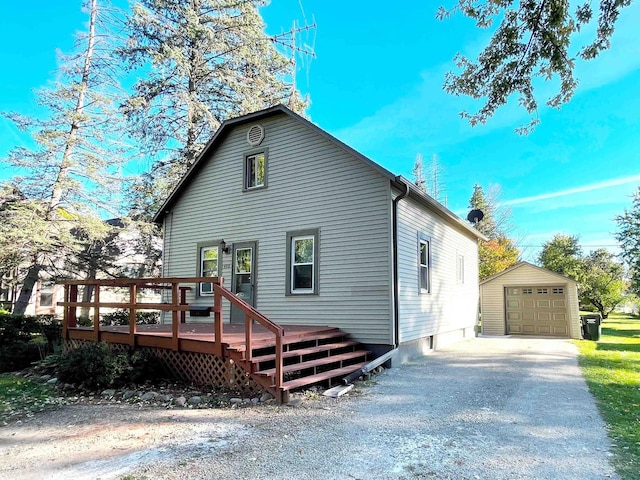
152, 105, 485, 240
479, 261, 578, 285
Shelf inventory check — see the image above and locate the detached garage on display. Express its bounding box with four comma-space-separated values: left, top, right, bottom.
480, 262, 581, 339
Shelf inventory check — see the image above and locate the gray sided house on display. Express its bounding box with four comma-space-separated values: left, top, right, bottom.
154, 105, 484, 361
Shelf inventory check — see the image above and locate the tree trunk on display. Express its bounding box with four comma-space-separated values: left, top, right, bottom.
13, 264, 41, 315
49, 0, 98, 214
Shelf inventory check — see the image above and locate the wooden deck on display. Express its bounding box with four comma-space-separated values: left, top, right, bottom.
58, 277, 370, 403
66, 322, 335, 353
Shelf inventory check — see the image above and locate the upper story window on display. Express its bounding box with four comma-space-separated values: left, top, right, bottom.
286, 229, 319, 295
244, 151, 267, 190
418, 233, 431, 294
199, 244, 220, 295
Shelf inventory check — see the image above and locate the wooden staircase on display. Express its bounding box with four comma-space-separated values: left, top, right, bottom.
225, 327, 370, 402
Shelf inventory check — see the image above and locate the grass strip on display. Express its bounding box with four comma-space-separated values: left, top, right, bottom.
0, 374, 63, 425
575, 312, 640, 480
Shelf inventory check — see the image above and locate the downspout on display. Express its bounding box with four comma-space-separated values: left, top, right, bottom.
392, 177, 410, 348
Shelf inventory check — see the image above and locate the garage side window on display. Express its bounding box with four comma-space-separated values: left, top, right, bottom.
418, 232, 431, 294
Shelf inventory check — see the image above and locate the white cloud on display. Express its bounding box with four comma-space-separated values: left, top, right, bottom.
502, 174, 640, 207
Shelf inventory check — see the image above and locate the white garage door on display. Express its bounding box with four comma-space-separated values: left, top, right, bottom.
505, 286, 569, 337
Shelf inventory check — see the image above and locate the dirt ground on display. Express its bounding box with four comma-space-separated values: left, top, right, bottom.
0, 337, 620, 480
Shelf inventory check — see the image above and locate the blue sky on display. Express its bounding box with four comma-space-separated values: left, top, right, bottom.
1, 1, 639, 261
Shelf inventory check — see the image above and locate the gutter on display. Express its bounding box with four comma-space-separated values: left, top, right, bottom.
342, 348, 398, 384
392, 177, 410, 348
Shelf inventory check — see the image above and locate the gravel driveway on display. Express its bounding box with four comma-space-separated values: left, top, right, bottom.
1, 337, 619, 479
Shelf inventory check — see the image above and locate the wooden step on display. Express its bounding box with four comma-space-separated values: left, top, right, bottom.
226, 329, 346, 352
281, 362, 368, 391
250, 340, 361, 364
255, 350, 370, 377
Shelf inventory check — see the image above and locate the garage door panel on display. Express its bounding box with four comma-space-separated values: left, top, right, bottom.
508, 324, 522, 333
553, 325, 568, 335
505, 285, 569, 338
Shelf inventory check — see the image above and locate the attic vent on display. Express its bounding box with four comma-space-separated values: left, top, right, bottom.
247, 124, 264, 146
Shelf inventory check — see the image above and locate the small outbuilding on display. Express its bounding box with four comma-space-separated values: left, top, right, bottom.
480, 262, 581, 339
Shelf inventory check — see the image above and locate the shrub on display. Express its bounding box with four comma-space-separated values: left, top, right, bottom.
0, 314, 62, 372
53, 342, 164, 389
101, 309, 160, 326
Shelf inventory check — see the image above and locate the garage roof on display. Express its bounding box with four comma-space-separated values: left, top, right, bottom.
480, 261, 578, 286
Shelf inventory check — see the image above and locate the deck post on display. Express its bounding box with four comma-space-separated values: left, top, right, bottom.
275, 333, 283, 391
214, 283, 223, 357
171, 282, 179, 351
179, 287, 188, 323
129, 283, 137, 346
245, 313, 253, 363
69, 285, 78, 328
93, 284, 100, 342
62, 285, 69, 340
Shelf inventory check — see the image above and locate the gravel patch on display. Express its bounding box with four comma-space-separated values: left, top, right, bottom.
0, 337, 619, 479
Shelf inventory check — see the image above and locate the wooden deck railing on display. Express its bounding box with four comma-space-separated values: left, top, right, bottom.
57, 276, 285, 391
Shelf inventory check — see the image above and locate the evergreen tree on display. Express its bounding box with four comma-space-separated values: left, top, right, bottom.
119, 0, 309, 214
412, 153, 426, 193
1, 0, 125, 314
468, 183, 519, 279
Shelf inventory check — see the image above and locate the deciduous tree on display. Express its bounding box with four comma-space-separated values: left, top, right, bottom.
538, 234, 583, 280
615, 186, 640, 297
580, 249, 626, 319
438, 0, 633, 133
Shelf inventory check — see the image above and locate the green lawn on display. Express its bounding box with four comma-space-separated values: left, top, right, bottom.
0, 375, 63, 424
575, 312, 640, 480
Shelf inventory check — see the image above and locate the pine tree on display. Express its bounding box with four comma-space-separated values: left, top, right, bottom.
468, 183, 519, 279
412, 153, 426, 193
119, 0, 309, 214
1, 0, 125, 314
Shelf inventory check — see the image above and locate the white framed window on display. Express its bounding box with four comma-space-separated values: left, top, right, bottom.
199, 245, 220, 295
418, 233, 431, 293
244, 151, 266, 190
39, 282, 54, 307
456, 253, 464, 284
286, 229, 319, 295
